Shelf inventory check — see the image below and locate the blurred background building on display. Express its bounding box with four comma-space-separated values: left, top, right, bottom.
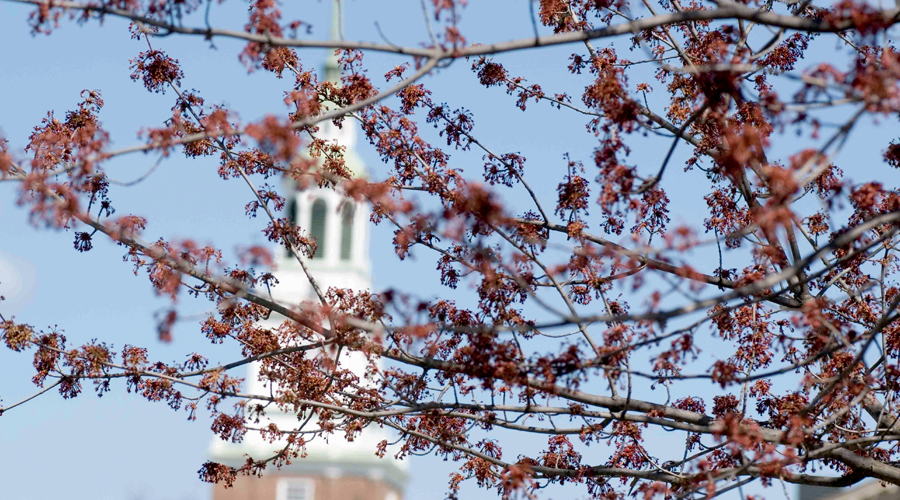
207, 3, 408, 498
798, 482, 900, 500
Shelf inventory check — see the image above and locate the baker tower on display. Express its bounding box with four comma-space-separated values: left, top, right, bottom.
206, 3, 408, 499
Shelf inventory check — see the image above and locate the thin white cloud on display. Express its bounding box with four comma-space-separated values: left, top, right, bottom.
0, 249, 35, 317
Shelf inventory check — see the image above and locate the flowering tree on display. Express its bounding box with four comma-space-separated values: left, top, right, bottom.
4, 0, 900, 498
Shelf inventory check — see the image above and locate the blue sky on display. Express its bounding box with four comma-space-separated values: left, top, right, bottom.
1, 1, 899, 499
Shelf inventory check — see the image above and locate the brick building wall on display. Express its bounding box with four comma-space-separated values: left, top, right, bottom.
212, 473, 402, 500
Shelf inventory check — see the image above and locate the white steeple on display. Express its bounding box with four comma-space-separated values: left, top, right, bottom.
207, 3, 407, 497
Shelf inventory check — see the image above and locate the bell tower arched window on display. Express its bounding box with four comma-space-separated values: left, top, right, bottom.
285, 196, 298, 258
340, 203, 354, 261
310, 199, 328, 259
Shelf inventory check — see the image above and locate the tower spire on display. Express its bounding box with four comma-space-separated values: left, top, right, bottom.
325, 0, 342, 84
